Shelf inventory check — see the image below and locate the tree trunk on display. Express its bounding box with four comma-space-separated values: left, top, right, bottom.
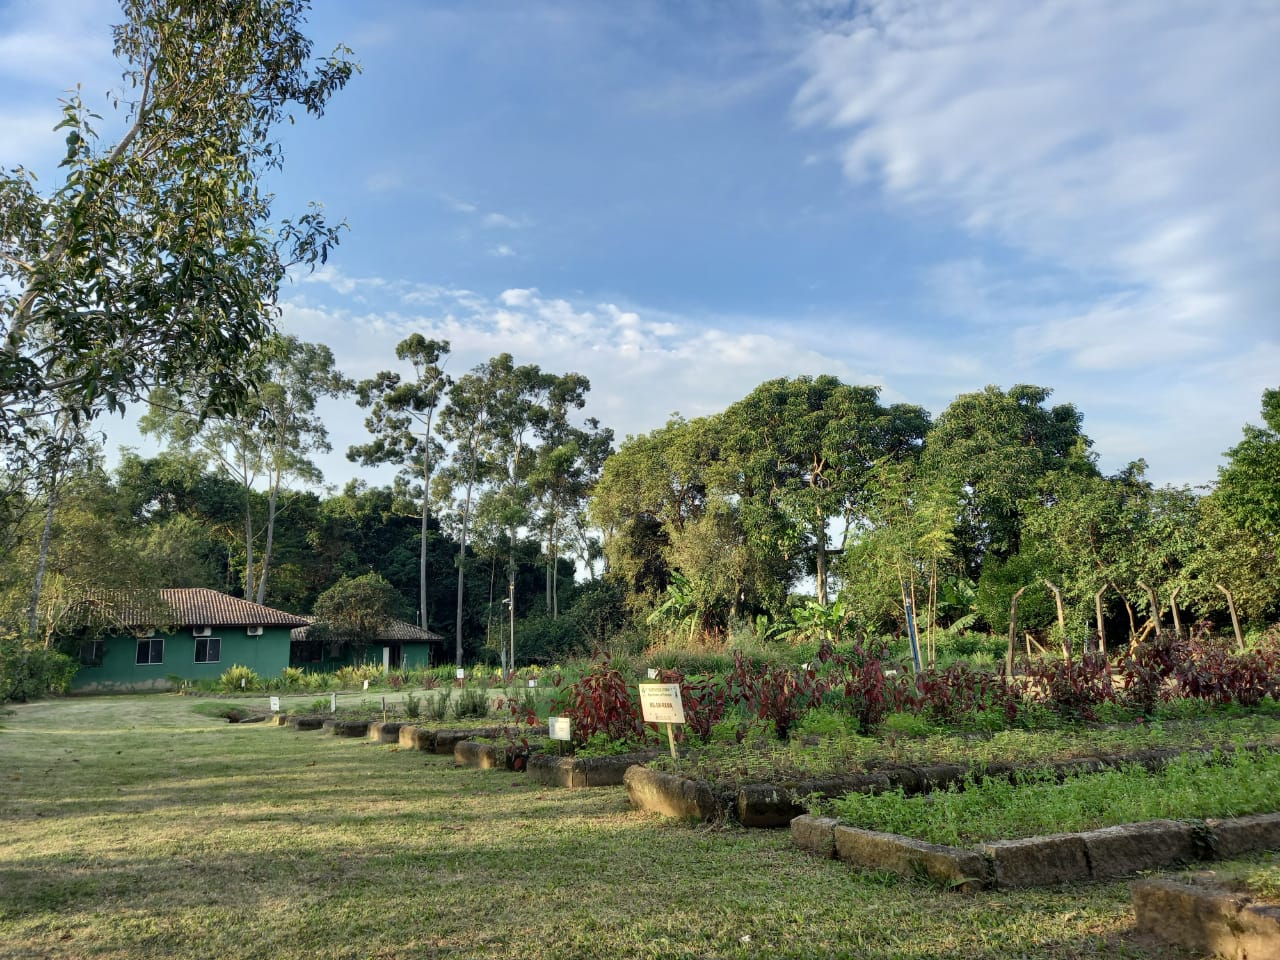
30, 485, 59, 643
255, 482, 279, 605
508, 521, 518, 675
454, 475, 474, 667
1043, 579, 1069, 659
243, 487, 256, 600
1169, 586, 1183, 638
815, 516, 828, 607
1136, 580, 1162, 638
1112, 583, 1137, 648
1094, 585, 1108, 656
551, 515, 560, 619
1216, 583, 1245, 652
1006, 586, 1027, 675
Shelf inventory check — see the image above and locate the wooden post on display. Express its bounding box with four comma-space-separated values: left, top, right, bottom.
1006, 586, 1027, 675
1094, 585, 1108, 656
1043, 580, 1069, 660
1137, 581, 1162, 639
1216, 584, 1245, 652
1169, 586, 1183, 638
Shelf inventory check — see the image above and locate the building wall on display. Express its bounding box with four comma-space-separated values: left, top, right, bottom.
71, 627, 293, 692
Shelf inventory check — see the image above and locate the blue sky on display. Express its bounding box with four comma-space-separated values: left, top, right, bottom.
2, 0, 1277, 492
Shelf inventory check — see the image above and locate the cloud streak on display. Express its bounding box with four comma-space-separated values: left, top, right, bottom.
793, 0, 1280, 369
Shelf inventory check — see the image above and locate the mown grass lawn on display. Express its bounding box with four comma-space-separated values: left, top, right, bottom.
0, 695, 1209, 959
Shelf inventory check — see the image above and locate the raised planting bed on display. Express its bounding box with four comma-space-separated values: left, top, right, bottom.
367, 721, 405, 743
452, 738, 540, 771
288, 716, 325, 731
628, 741, 1276, 828
330, 719, 371, 738
528, 751, 659, 789
1133, 878, 1280, 960
791, 812, 1280, 892
398, 724, 437, 751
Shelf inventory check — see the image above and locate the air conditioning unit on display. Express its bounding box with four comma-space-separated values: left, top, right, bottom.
192, 626, 213, 638
246, 626, 264, 636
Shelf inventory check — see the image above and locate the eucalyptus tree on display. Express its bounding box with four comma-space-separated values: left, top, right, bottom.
1, 0, 354, 458
143, 335, 348, 603
527, 416, 614, 617
348, 336, 451, 629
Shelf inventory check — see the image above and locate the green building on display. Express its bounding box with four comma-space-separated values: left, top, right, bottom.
69, 588, 310, 692
289, 618, 445, 672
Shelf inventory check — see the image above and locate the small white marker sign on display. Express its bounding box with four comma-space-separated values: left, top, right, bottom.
646, 668, 658, 680
269, 696, 280, 713
456, 668, 466, 681
362, 679, 369, 690
548, 717, 572, 741
527, 678, 538, 688
330, 693, 338, 713
638, 683, 685, 725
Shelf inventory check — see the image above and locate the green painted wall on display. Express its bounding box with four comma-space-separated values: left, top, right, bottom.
71, 627, 293, 692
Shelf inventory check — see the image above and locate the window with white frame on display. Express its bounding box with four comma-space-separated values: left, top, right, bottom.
194, 637, 221, 664
135, 637, 164, 665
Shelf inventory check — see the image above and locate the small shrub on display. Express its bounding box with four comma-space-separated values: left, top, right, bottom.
794, 705, 859, 739
403, 691, 421, 718
880, 710, 941, 738
453, 686, 490, 720
0, 637, 77, 702
219, 664, 261, 692
564, 651, 646, 746
427, 689, 452, 721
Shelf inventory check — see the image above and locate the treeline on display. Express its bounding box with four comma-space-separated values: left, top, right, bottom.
3, 359, 1277, 666
597, 380, 1280, 653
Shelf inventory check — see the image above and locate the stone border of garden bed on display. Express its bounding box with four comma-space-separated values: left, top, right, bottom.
528, 751, 660, 788
1132, 877, 1280, 960
788, 811, 1280, 892
626, 742, 1274, 829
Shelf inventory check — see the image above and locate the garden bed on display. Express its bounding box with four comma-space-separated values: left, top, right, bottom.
790, 812, 1280, 892
527, 750, 660, 788
1132, 875, 1280, 959
628, 740, 1278, 828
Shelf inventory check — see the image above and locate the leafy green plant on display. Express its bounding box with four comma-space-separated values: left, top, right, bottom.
794, 705, 860, 739
453, 686, 490, 720
219, 664, 261, 692
427, 689, 452, 721
0, 637, 77, 702
280, 667, 307, 688
829, 746, 1280, 846
403, 692, 422, 719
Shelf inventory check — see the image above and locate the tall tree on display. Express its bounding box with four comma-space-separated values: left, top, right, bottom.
141, 335, 347, 602
922, 384, 1094, 580
348, 336, 450, 629
1, 0, 354, 450
719, 376, 929, 605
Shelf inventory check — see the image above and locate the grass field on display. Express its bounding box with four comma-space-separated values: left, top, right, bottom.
0, 694, 1225, 959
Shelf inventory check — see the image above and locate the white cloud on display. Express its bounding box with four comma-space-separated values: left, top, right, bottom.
489, 243, 516, 257
794, 0, 1280, 370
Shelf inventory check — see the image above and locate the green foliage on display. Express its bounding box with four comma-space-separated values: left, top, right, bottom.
311, 572, 408, 645
452, 686, 490, 720
0, 636, 77, 702
218, 664, 261, 692
794, 705, 860, 739
830, 746, 1280, 846
2, 1, 355, 453
515, 613, 589, 663
333, 663, 384, 689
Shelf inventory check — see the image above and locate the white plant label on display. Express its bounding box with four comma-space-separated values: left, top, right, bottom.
456, 668, 466, 681
269, 696, 280, 713
548, 717, 572, 741
527, 679, 537, 688
646, 668, 658, 679
638, 683, 685, 724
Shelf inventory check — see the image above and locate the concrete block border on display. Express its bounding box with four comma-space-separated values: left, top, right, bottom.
1133, 879, 1280, 960
790, 812, 1280, 891
527, 751, 660, 788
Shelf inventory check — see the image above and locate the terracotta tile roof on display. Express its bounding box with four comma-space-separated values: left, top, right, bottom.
71, 588, 310, 630
290, 617, 444, 643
